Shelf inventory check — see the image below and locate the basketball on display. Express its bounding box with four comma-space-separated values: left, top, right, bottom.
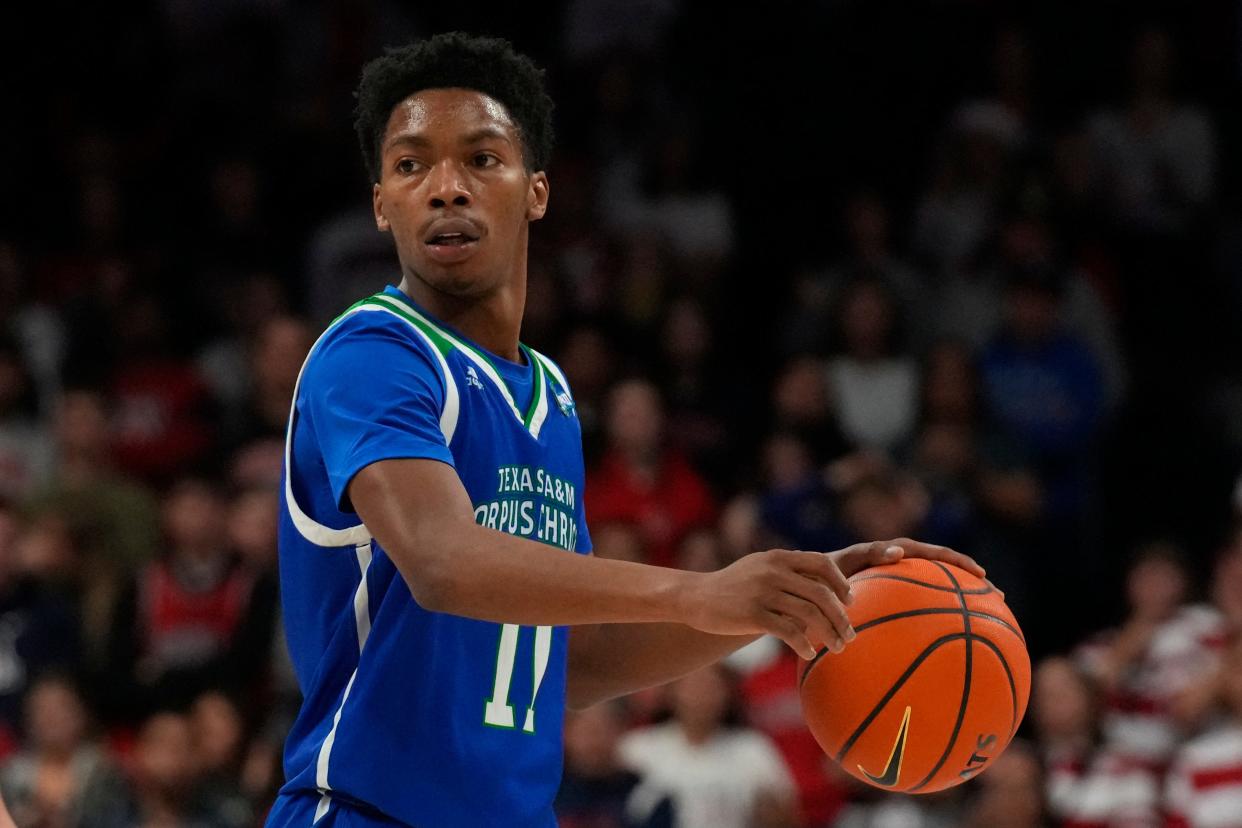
799, 558, 1031, 794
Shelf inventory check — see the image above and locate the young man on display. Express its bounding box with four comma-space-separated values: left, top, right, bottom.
268, 32, 983, 827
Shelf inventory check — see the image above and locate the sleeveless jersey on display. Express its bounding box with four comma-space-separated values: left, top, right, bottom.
274, 284, 591, 827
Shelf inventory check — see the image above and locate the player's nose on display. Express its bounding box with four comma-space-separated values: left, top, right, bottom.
426, 159, 472, 209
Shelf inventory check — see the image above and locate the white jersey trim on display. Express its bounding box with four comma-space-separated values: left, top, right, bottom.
527, 353, 550, 439
312, 793, 331, 824
283, 302, 460, 548
314, 544, 374, 797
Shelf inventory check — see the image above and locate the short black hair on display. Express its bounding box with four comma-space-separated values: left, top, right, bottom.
353, 32, 555, 182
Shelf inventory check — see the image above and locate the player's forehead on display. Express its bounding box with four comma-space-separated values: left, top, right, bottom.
382, 88, 519, 150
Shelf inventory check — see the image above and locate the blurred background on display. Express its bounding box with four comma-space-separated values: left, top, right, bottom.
1, 0, 1241, 825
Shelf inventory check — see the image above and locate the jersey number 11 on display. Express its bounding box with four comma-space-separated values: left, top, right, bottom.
483, 624, 552, 732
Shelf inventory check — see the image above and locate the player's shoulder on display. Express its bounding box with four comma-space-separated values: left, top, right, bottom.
322, 291, 424, 338
312, 293, 445, 362
300, 293, 451, 395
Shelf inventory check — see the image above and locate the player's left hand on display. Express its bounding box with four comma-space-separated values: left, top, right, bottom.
828, 538, 986, 580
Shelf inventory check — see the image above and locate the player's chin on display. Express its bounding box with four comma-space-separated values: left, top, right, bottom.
416, 261, 494, 299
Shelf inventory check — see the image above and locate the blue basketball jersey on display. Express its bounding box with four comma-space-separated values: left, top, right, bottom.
274, 284, 591, 827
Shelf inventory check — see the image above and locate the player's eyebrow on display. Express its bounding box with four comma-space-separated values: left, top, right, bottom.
460, 127, 513, 146
385, 127, 514, 152
385, 133, 432, 152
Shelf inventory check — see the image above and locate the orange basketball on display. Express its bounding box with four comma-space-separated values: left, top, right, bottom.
799, 558, 1031, 794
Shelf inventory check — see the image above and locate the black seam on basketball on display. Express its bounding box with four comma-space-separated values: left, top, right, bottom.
853, 608, 1022, 638
832, 633, 968, 762
969, 613, 1024, 641
800, 647, 829, 687
973, 636, 1019, 737
798, 611, 1019, 687
851, 574, 994, 595
910, 562, 973, 792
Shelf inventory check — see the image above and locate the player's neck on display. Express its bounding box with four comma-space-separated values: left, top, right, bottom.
398, 273, 527, 364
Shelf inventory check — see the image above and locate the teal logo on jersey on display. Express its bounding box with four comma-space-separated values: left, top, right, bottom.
475, 465, 579, 551
555, 390, 575, 417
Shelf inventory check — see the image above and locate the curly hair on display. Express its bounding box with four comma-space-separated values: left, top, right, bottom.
353, 32, 555, 182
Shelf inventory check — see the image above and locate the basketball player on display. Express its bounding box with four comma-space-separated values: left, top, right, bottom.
267, 32, 984, 827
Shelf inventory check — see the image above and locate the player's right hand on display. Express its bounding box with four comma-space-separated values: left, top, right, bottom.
676, 549, 856, 661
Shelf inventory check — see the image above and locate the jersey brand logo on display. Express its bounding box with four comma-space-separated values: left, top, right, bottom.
555, 390, 575, 417
465, 365, 484, 390
859, 705, 912, 788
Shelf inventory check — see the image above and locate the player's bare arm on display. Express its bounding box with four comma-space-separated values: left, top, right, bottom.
350, 457, 983, 707
565, 539, 985, 709
353, 458, 850, 643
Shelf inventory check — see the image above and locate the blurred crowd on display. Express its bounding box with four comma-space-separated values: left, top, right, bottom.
2, 1, 1241, 826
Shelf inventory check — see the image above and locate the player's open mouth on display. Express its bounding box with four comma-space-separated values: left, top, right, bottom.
426, 232, 479, 247
422, 218, 483, 264
424, 235, 479, 265
423, 223, 482, 263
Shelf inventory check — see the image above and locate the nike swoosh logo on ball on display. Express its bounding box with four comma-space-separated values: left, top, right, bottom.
859, 705, 912, 787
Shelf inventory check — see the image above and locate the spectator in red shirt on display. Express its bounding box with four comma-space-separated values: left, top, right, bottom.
103, 477, 251, 723
1034, 655, 1160, 827
1074, 542, 1225, 769
585, 379, 715, 568
1165, 640, 1242, 828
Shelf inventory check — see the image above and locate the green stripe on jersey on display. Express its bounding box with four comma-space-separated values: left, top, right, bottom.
358, 295, 454, 356
363, 292, 548, 435
521, 345, 546, 430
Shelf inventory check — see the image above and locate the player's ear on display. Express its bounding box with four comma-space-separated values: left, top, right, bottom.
373, 182, 390, 233
526, 171, 549, 222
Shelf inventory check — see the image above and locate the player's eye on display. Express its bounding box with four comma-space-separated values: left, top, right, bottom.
396, 158, 420, 174
472, 153, 500, 169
